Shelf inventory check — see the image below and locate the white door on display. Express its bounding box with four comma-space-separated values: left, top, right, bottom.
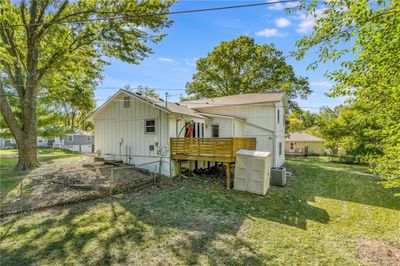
289, 142, 295, 152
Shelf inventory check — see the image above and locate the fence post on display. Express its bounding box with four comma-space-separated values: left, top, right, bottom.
110, 167, 114, 196
154, 165, 157, 184
20, 176, 24, 212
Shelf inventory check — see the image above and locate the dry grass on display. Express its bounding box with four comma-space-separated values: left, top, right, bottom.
1, 156, 153, 215
1, 156, 399, 265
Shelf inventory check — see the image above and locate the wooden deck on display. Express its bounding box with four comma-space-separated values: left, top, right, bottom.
170, 137, 256, 188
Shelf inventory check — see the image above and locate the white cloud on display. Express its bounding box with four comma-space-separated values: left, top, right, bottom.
184, 57, 198, 67
255, 28, 286, 37
295, 8, 326, 33
275, 17, 291, 28
311, 81, 332, 89
267, 1, 299, 10
157, 57, 174, 63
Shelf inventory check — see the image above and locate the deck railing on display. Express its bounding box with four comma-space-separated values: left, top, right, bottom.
170, 137, 256, 162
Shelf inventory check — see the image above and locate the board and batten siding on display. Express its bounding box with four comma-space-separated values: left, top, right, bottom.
191, 102, 285, 166
93, 93, 171, 176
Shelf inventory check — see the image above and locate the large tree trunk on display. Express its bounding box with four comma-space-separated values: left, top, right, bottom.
15, 133, 39, 170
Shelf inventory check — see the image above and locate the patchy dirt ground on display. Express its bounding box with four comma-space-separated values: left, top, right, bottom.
0, 157, 155, 216
356, 238, 400, 266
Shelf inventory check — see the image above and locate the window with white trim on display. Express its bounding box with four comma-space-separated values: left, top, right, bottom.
145, 119, 156, 134
86, 136, 92, 142
67, 135, 73, 142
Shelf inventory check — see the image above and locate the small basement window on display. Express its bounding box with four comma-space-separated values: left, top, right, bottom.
211, 124, 219, 138
145, 119, 156, 134
123, 96, 130, 108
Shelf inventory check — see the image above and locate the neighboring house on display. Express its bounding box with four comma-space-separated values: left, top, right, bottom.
0, 138, 17, 148
0, 138, 5, 148
55, 130, 94, 153
0, 137, 54, 148
285, 132, 325, 156
36, 137, 51, 147
88, 89, 288, 177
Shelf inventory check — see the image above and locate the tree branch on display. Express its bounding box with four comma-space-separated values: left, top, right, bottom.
36, 32, 97, 82
0, 79, 22, 139
35, 0, 68, 39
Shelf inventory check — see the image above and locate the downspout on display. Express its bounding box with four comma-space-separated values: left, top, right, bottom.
273, 103, 277, 166
159, 109, 162, 176
167, 112, 172, 178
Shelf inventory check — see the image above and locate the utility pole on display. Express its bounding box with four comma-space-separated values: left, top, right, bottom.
165, 92, 169, 108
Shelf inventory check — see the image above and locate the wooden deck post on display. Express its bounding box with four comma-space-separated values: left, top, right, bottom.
177, 160, 182, 177
225, 162, 231, 190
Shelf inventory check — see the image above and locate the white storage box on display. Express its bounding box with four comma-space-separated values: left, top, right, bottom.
234, 150, 272, 195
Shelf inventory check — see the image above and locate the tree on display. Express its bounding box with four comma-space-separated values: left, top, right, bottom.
287, 110, 319, 133
184, 36, 311, 108
136, 85, 160, 99
0, 0, 174, 170
293, 1, 400, 195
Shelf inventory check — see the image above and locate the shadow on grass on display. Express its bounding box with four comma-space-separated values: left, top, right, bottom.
0, 157, 398, 265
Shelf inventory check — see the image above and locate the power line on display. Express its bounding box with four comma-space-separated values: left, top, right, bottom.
4, 0, 300, 28
5, 85, 334, 94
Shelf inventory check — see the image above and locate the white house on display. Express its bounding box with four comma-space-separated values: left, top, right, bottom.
53, 130, 95, 153
87, 89, 288, 177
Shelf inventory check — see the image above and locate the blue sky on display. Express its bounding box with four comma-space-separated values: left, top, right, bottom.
96, 0, 349, 112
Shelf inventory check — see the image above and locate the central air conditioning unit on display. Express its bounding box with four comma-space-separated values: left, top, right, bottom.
270, 167, 287, 186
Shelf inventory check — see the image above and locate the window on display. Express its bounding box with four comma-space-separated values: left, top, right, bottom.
212, 124, 219, 138
86, 136, 92, 142
145, 119, 156, 134
279, 142, 282, 155
277, 108, 280, 124
67, 135, 73, 142
10, 139, 16, 144
290, 142, 294, 150
123, 96, 130, 108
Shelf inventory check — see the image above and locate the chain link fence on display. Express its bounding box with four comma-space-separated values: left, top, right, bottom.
0, 163, 162, 217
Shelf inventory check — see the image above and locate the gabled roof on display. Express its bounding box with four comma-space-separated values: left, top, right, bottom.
181, 92, 287, 111
286, 132, 325, 142
66, 129, 93, 136
87, 89, 206, 120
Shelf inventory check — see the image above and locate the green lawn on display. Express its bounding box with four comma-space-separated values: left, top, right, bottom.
0, 147, 77, 156
1, 157, 399, 265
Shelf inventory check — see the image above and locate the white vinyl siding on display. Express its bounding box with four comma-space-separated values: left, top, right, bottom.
92, 93, 170, 176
